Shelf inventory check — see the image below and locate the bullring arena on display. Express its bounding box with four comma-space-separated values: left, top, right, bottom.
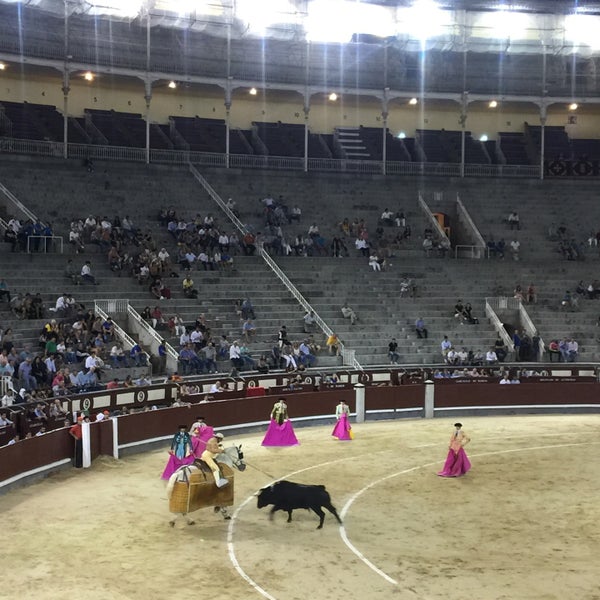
2, 408, 600, 600
4, 1, 600, 598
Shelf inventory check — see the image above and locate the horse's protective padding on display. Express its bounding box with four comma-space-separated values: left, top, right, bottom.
169, 464, 234, 514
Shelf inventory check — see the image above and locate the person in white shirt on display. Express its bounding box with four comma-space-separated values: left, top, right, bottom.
499, 374, 511, 384
81, 261, 97, 285
510, 239, 520, 261
229, 341, 243, 371
368, 254, 381, 271
341, 303, 358, 325
486, 349, 498, 365
381, 208, 394, 225
54, 294, 68, 315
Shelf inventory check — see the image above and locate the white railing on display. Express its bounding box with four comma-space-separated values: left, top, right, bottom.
94, 299, 130, 314
126, 304, 179, 373
189, 163, 361, 370
518, 303, 546, 361
454, 244, 488, 259
0, 136, 561, 180
26, 235, 64, 254
418, 191, 451, 246
93, 302, 145, 357
0, 180, 39, 222
189, 164, 246, 236
1, 375, 14, 396
485, 298, 515, 352
456, 194, 486, 258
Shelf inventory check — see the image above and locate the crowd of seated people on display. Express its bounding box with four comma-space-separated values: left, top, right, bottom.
3, 216, 55, 253
0, 294, 155, 408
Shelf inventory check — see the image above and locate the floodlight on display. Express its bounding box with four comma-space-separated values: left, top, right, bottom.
306, 0, 395, 43
86, 0, 143, 19
397, 132, 406, 139
236, 0, 297, 36
569, 103, 578, 111
397, 0, 451, 41
409, 97, 418, 105
168, 81, 177, 89
0, 63, 5, 70
328, 92, 338, 101
489, 100, 498, 108
565, 14, 600, 49
249, 87, 258, 96
479, 134, 488, 142
475, 9, 531, 40
84, 71, 95, 82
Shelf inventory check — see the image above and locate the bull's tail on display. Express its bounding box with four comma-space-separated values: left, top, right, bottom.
324, 502, 342, 524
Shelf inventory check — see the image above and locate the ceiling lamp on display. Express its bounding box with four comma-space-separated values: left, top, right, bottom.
83, 71, 95, 82
409, 97, 418, 105
569, 103, 578, 111
328, 92, 338, 101
489, 100, 498, 108
249, 87, 258, 95
168, 81, 177, 89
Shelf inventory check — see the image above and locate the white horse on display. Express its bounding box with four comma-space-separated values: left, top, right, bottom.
166, 444, 245, 526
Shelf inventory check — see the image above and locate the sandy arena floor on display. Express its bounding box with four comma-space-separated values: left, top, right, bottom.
2, 415, 600, 600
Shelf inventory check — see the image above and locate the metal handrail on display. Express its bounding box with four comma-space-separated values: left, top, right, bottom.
454, 244, 489, 259
456, 194, 486, 257
126, 304, 179, 364
26, 235, 64, 254
0, 180, 39, 222
518, 302, 546, 361
189, 163, 362, 370
0, 136, 557, 179
418, 191, 451, 245
93, 301, 150, 361
485, 298, 515, 352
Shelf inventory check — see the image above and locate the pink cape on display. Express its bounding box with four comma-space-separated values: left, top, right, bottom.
332, 413, 352, 440
262, 419, 299, 446
191, 425, 215, 457
160, 453, 195, 480
437, 447, 471, 477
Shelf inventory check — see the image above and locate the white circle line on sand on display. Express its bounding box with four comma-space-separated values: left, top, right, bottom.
339, 440, 600, 587
227, 453, 371, 600
228, 440, 600, 599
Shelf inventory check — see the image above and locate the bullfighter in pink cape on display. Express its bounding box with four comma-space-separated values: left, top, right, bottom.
437, 422, 471, 477
332, 400, 352, 440
190, 417, 215, 457
262, 397, 299, 446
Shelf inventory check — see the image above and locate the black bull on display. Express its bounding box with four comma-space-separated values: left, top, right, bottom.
257, 480, 343, 529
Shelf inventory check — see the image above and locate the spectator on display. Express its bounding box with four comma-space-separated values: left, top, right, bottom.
229, 340, 243, 372
388, 338, 400, 364
326, 333, 340, 356
547, 339, 561, 362
486, 348, 498, 365
508, 211, 520, 230
341, 303, 358, 325
567, 338, 579, 362
182, 275, 198, 299
303, 310, 317, 333
242, 318, 256, 343
298, 340, 316, 367
81, 260, 98, 285
440, 335, 452, 360
510, 239, 520, 261
415, 317, 428, 339
130, 343, 147, 367
513, 329, 522, 361
526, 283, 537, 304
0, 279, 11, 303
494, 337, 507, 362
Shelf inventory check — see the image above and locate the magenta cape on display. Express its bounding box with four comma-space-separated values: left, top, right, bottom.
160, 453, 195, 480
437, 447, 471, 477
191, 425, 215, 457
261, 419, 299, 446
332, 413, 352, 440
